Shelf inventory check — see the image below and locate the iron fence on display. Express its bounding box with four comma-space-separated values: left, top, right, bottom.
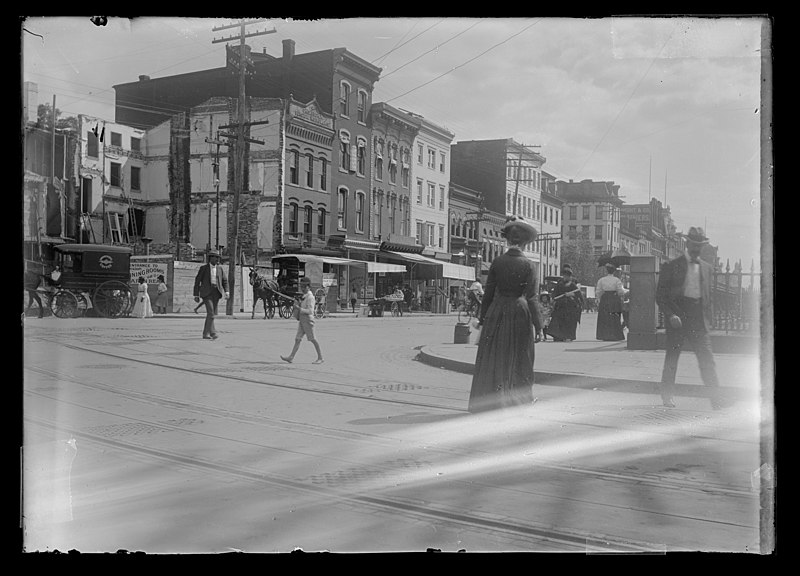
655, 266, 762, 334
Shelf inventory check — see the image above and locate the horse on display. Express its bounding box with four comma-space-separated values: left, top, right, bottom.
248, 268, 280, 319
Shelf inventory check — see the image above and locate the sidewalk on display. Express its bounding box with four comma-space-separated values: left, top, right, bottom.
418, 314, 763, 403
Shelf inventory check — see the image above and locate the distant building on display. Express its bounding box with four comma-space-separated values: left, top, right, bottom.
555, 178, 623, 257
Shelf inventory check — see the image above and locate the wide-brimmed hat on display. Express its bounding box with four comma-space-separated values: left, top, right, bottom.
299, 277, 312, 286
207, 250, 221, 258
500, 216, 538, 244
685, 227, 709, 245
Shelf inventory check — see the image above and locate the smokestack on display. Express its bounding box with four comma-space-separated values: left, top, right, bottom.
283, 39, 295, 61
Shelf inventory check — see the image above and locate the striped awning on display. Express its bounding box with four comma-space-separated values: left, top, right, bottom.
367, 262, 406, 273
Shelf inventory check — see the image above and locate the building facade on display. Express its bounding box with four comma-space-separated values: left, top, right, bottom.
409, 115, 455, 259
556, 179, 624, 257
367, 102, 418, 250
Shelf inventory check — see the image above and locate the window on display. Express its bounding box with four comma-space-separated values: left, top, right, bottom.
415, 222, 422, 245
357, 141, 366, 176
304, 206, 313, 239
439, 185, 445, 210
340, 141, 350, 171
438, 225, 444, 248
556, 211, 559, 226
306, 153, 314, 187
339, 82, 350, 116
288, 203, 298, 235
320, 158, 327, 191
427, 183, 435, 207
130, 166, 141, 191
128, 207, 144, 238
389, 197, 396, 233
289, 149, 299, 184
401, 205, 409, 236
376, 155, 383, 180
596, 205, 604, 219
130, 137, 141, 153
427, 223, 435, 247
401, 164, 409, 188
417, 144, 423, 164
568, 225, 577, 239
355, 192, 365, 232
110, 132, 122, 147
582, 225, 590, 236
80, 177, 92, 213
439, 152, 446, 173
428, 148, 436, 169
318, 208, 326, 236
337, 188, 347, 229
87, 131, 98, 158
595, 225, 603, 240
357, 90, 367, 123
110, 162, 121, 187
416, 179, 423, 204
569, 206, 577, 220
388, 145, 397, 184
582, 206, 590, 220
107, 212, 128, 244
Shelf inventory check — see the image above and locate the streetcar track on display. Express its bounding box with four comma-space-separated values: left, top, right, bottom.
25, 364, 757, 500
23, 414, 723, 553
30, 336, 757, 447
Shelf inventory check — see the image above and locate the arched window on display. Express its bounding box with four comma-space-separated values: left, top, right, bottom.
288, 202, 299, 235
317, 208, 326, 237
306, 153, 314, 188
289, 148, 299, 185
355, 191, 365, 233
357, 90, 367, 123
303, 205, 313, 239
337, 188, 347, 230
339, 81, 351, 116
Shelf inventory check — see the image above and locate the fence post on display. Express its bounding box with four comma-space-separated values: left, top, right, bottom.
626, 255, 660, 350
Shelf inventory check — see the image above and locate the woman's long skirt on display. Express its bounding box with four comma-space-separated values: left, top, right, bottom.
596, 292, 625, 341
545, 301, 579, 341
132, 291, 154, 318
468, 295, 536, 413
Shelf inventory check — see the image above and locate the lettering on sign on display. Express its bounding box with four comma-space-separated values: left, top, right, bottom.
130, 262, 168, 284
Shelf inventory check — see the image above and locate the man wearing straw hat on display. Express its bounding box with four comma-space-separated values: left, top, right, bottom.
193, 250, 228, 340
656, 227, 729, 410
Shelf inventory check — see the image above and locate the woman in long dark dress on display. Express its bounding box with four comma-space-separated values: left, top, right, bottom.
595, 263, 626, 341
468, 216, 543, 413
544, 266, 583, 342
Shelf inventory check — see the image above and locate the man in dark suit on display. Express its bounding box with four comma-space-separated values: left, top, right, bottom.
656, 227, 728, 410
193, 251, 228, 340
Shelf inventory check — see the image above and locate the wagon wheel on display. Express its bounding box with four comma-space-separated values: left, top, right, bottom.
280, 300, 294, 319
51, 290, 81, 319
314, 289, 326, 319
93, 280, 133, 318
266, 300, 276, 319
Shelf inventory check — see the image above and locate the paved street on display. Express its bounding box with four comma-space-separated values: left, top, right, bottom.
21, 311, 770, 553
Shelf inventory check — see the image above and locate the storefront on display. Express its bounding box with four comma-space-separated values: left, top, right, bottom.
379, 250, 475, 313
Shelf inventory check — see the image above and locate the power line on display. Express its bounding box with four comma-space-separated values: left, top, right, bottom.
385, 18, 541, 105
370, 19, 444, 65
381, 19, 484, 79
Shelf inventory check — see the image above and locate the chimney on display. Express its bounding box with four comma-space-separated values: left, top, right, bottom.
283, 39, 295, 61
139, 75, 150, 81
23, 81, 38, 124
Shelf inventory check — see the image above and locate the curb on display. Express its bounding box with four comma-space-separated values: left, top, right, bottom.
416, 346, 749, 400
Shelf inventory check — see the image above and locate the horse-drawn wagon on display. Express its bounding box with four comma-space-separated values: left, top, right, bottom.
46, 244, 134, 318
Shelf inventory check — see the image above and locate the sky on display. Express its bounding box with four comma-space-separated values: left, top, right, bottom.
20, 16, 769, 269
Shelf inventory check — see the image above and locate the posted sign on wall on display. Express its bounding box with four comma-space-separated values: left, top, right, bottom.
130, 262, 169, 284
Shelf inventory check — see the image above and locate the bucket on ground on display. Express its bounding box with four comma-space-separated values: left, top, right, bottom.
454, 322, 471, 344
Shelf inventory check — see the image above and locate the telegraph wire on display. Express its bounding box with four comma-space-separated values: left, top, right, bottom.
385, 18, 541, 105
381, 19, 485, 80
370, 19, 445, 65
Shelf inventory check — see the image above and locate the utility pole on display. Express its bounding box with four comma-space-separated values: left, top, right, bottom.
212, 19, 275, 315
204, 131, 229, 252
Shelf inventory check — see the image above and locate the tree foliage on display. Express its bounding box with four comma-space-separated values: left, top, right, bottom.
35, 103, 78, 132
561, 232, 603, 287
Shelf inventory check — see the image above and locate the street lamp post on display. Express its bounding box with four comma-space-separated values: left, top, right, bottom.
142, 236, 153, 262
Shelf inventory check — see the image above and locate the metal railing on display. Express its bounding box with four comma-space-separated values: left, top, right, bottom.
655, 267, 761, 334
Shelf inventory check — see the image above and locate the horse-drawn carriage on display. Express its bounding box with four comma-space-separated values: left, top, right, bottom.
248, 268, 329, 320
39, 244, 134, 319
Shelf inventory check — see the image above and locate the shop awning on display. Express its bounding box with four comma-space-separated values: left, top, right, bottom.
441, 262, 475, 281
272, 254, 359, 266
367, 262, 406, 273
384, 251, 474, 280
